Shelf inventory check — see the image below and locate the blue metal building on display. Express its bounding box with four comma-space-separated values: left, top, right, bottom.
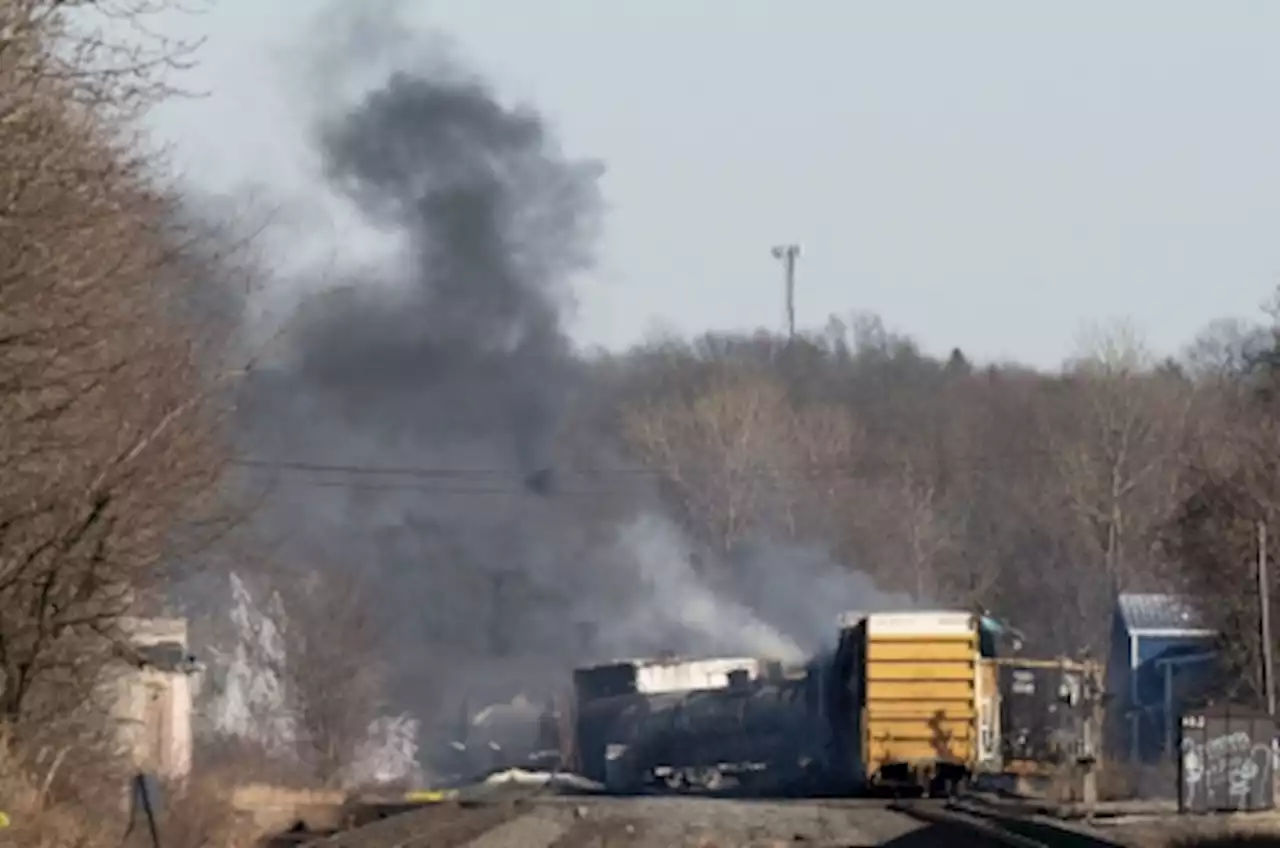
1104, 593, 1220, 763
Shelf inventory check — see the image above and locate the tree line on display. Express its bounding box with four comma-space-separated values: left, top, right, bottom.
591, 312, 1280, 688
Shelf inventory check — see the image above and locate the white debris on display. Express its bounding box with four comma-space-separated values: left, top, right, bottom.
480, 768, 604, 793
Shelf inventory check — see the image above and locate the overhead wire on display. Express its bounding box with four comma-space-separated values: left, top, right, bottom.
228, 445, 1071, 496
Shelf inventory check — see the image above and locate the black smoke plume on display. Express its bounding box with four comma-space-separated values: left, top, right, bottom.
218, 15, 914, 774
233, 29, 630, 731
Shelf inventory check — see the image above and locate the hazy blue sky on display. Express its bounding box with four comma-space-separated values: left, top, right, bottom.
146, 1, 1280, 368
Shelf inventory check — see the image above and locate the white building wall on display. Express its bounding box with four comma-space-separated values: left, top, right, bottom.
111, 617, 195, 781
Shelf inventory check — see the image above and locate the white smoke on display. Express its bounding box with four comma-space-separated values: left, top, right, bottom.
727, 537, 921, 653
605, 513, 805, 663
200, 572, 422, 786
344, 714, 423, 787
579, 512, 920, 666
203, 573, 294, 753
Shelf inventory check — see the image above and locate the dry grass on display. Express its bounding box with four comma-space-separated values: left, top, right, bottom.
1111, 811, 1280, 848
1097, 760, 1142, 800
0, 751, 110, 848
158, 771, 278, 848
0, 738, 275, 848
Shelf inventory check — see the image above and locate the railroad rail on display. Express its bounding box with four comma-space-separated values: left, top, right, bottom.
890, 798, 1124, 847
308, 799, 527, 848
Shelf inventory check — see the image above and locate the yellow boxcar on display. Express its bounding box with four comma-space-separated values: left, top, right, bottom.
828, 611, 1000, 794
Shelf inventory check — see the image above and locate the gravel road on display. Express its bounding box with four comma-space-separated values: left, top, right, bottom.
315, 795, 1097, 847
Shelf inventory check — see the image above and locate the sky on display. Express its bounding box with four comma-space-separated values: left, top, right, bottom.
143, 0, 1280, 369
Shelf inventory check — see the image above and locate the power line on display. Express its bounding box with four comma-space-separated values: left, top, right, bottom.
249, 477, 549, 496
233, 458, 535, 479
227, 447, 1069, 496
231, 453, 1054, 479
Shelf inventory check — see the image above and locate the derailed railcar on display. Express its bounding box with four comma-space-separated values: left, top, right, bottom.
567, 656, 774, 785
824, 611, 1001, 795
568, 611, 1004, 796
601, 666, 826, 792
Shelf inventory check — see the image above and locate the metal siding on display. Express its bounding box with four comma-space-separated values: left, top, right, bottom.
1126, 634, 1217, 763
869, 641, 974, 662
1103, 611, 1130, 708
1103, 611, 1137, 762
977, 660, 1001, 767
998, 662, 1082, 770
1118, 593, 1208, 632
1138, 641, 1223, 762
1178, 704, 1277, 813
860, 619, 980, 776
866, 611, 975, 637
1137, 635, 1215, 668
1134, 635, 1220, 711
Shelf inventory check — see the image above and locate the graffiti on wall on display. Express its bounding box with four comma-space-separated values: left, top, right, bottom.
1180, 726, 1274, 811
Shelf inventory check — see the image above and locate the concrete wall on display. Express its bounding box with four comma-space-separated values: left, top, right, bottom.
110, 617, 195, 781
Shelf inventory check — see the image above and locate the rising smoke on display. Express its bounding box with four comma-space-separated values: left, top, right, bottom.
219, 9, 910, 765
235, 29, 608, 717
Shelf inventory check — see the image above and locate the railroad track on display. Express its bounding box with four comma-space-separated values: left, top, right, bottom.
302, 799, 529, 848
889, 798, 1125, 848
266, 791, 1131, 847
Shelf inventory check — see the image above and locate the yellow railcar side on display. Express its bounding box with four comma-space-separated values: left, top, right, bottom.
845, 611, 996, 793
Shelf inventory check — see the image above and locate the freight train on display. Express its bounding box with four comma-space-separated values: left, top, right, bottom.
564, 611, 1012, 796
441, 609, 1101, 796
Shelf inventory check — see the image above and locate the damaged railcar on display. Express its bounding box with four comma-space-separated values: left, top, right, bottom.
568, 611, 1007, 797
597, 664, 825, 793
566, 656, 779, 787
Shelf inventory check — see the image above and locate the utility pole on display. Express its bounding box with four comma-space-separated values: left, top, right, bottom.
1260, 519, 1276, 716
1079, 656, 1105, 814
771, 244, 800, 341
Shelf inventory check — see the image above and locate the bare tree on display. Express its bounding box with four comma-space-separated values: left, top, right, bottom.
858, 457, 955, 602
270, 563, 387, 786
187, 556, 388, 787
1051, 321, 1193, 594
0, 0, 238, 731
780, 401, 863, 542
621, 367, 858, 555
1164, 375, 1280, 700
0, 0, 203, 118
1182, 317, 1272, 382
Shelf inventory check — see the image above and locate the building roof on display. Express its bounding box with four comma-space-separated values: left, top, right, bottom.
1117, 593, 1213, 635
119, 616, 188, 647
